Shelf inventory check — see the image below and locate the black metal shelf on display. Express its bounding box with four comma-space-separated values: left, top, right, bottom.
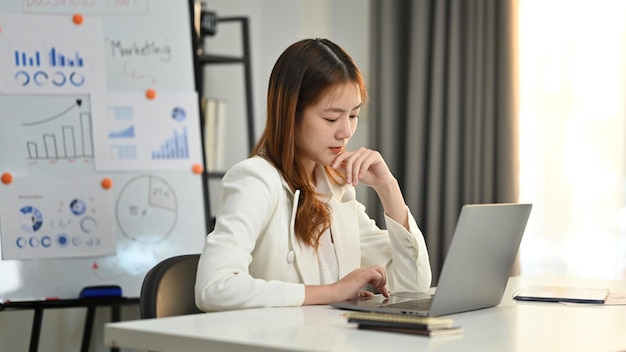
192, 7, 255, 231
194, 15, 254, 158
206, 171, 226, 178
198, 54, 245, 64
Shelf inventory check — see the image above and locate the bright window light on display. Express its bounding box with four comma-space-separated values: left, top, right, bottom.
517, 0, 626, 279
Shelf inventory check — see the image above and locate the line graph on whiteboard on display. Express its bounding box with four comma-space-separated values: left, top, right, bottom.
21, 98, 95, 162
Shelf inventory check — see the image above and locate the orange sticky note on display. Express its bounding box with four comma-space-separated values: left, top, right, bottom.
145, 89, 156, 100
72, 14, 83, 25
1, 172, 12, 185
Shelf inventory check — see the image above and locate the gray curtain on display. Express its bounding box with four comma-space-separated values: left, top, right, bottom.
368, 0, 519, 285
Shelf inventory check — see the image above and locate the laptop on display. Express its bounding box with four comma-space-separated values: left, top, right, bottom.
330, 203, 532, 316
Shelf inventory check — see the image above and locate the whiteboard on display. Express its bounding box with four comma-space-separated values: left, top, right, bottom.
0, 0, 207, 300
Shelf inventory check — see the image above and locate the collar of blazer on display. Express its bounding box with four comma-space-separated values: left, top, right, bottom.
278, 164, 347, 197
285, 165, 360, 285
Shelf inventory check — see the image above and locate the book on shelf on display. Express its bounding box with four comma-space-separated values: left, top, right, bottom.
201, 97, 227, 172
344, 311, 463, 337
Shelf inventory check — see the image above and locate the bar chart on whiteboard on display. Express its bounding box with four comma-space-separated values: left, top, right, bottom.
23, 99, 93, 161
0, 94, 94, 171
90, 91, 203, 171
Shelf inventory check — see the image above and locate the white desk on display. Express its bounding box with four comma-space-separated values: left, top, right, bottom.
105, 276, 626, 351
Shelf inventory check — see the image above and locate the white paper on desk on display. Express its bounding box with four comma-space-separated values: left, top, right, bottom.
0, 175, 116, 260
604, 292, 626, 305
561, 292, 626, 306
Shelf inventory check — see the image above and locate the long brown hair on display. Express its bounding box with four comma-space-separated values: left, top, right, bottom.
252, 38, 367, 249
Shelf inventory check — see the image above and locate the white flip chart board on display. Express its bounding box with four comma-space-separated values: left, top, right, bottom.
0, 0, 207, 300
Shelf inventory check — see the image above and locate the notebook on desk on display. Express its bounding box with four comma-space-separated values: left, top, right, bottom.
513, 285, 609, 304
330, 203, 532, 317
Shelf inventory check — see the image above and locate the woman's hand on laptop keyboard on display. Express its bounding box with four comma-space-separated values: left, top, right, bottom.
304, 265, 390, 305
337, 265, 390, 300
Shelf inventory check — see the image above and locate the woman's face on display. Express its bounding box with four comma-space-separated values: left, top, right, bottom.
295, 83, 362, 174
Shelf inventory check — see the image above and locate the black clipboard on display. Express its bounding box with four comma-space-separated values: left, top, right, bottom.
514, 285, 609, 304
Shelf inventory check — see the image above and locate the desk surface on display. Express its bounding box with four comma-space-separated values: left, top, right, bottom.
104, 275, 626, 352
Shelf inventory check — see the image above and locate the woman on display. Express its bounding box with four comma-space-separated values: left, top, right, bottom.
195, 38, 431, 311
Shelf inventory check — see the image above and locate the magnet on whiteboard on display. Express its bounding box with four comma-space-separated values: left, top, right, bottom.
192, 163, 204, 174
101, 177, 112, 190
1, 172, 12, 185
73, 14, 84, 25
145, 88, 157, 100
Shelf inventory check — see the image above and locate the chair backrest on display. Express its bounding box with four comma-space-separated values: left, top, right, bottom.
140, 254, 203, 319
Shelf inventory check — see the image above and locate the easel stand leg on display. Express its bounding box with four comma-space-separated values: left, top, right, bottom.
11, 298, 137, 352
81, 306, 96, 352
29, 307, 43, 352
111, 305, 121, 352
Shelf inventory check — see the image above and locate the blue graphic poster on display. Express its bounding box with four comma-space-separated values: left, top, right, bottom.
91, 91, 203, 171
0, 175, 116, 260
0, 15, 106, 94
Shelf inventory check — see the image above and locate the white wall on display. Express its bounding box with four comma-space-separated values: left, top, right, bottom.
202, 0, 372, 217
0, 1, 370, 351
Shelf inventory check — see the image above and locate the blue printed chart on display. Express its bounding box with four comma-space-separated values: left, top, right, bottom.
91, 91, 203, 171
0, 15, 106, 94
0, 175, 116, 260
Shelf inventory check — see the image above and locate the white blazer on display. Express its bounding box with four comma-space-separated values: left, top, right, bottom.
195, 156, 431, 311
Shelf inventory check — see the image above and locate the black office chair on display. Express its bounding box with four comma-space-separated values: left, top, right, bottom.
139, 254, 204, 319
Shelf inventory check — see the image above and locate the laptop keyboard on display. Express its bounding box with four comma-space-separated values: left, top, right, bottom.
383, 298, 433, 310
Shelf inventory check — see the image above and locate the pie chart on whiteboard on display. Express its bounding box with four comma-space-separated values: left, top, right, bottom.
116, 175, 178, 244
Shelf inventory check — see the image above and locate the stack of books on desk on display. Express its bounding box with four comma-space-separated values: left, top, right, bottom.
344, 311, 463, 337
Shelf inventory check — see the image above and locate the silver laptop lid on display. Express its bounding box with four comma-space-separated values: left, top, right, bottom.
429, 203, 532, 316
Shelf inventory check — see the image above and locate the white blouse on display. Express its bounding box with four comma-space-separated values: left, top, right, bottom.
315, 176, 339, 284
317, 228, 339, 284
